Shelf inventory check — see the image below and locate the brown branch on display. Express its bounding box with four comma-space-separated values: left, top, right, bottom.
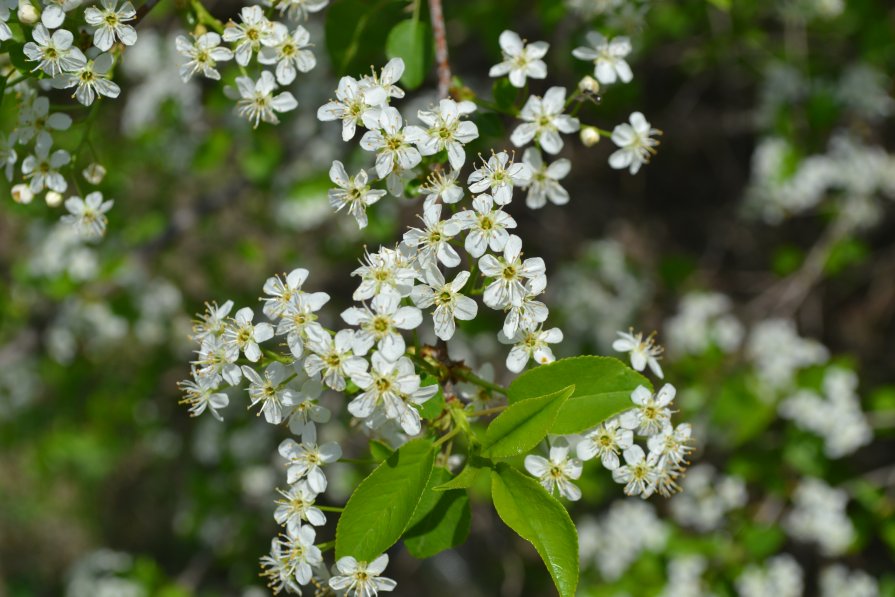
427, 0, 452, 99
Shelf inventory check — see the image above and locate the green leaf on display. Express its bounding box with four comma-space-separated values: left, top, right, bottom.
385, 18, 434, 90
369, 439, 393, 463
335, 438, 435, 561
491, 464, 578, 597
325, 0, 404, 76
434, 461, 485, 491
508, 356, 649, 435
492, 78, 518, 112
483, 385, 574, 459
404, 467, 471, 558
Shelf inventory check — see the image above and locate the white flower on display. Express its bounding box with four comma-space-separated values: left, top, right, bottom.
358, 57, 405, 105
55, 53, 121, 106
82, 162, 106, 185
612, 329, 664, 378
499, 325, 563, 373
328, 160, 386, 228
287, 377, 332, 439
39, 0, 81, 28
61, 191, 113, 239
520, 148, 570, 208
191, 300, 234, 343
176, 32, 233, 82
451, 193, 517, 258
222, 5, 273, 66
351, 247, 417, 301
224, 306, 274, 362
647, 422, 692, 466
341, 290, 422, 360
329, 554, 397, 597
278, 426, 342, 492
177, 373, 230, 421
194, 335, 242, 386
259, 23, 316, 85
275, 292, 330, 358
359, 106, 425, 179
11, 184, 33, 205
260, 537, 303, 596
235, 70, 298, 127
502, 292, 549, 340
410, 268, 478, 341
572, 32, 633, 85
23, 25, 85, 76
609, 112, 660, 174
317, 75, 380, 142
612, 445, 660, 498
22, 141, 70, 193
524, 439, 583, 501
511, 87, 580, 154
402, 203, 461, 268
264, 0, 328, 21
304, 329, 367, 391
1, 132, 16, 180
479, 235, 546, 309
84, 0, 136, 52
262, 268, 310, 319
242, 362, 296, 424
577, 417, 634, 470
274, 480, 327, 534
420, 169, 463, 209
620, 384, 676, 436
16, 96, 72, 148
281, 525, 323, 585
467, 151, 531, 205
0, 1, 10, 41
347, 352, 423, 430
488, 30, 549, 88
416, 98, 479, 169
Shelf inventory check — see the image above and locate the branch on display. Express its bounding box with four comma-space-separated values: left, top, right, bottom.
427, 0, 452, 99
134, 0, 163, 26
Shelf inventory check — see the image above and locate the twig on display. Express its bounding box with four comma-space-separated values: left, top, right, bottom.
134, 0, 163, 26
427, 0, 452, 98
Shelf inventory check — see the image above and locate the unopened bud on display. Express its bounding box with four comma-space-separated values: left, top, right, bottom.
17, 0, 39, 24
83, 162, 107, 185
12, 184, 34, 204
45, 190, 63, 207
580, 126, 600, 147
578, 75, 600, 95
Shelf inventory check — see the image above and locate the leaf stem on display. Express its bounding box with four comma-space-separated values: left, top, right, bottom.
468, 404, 508, 418
434, 425, 461, 447
455, 367, 508, 396
316, 505, 345, 512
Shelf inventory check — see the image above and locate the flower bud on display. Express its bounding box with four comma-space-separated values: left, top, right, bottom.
45, 190, 63, 207
578, 75, 600, 95
83, 163, 107, 185
580, 126, 601, 147
12, 184, 34, 204
17, 0, 39, 24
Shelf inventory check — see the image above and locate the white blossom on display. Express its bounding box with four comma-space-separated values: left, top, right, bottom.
222, 5, 273, 66
351, 246, 417, 301
612, 329, 664, 378
609, 112, 660, 174
499, 324, 563, 372
451, 193, 517, 258
358, 57, 405, 105
84, 0, 137, 52
235, 70, 298, 127
329, 554, 397, 597
304, 329, 367, 391
359, 106, 425, 179
420, 169, 463, 208
224, 306, 274, 362
194, 335, 242, 386
176, 32, 233, 82
328, 161, 385, 228
620, 384, 676, 436
317, 75, 380, 142
524, 439, 583, 500
520, 148, 570, 208
410, 268, 478, 341
259, 23, 316, 85
402, 203, 461, 268
279, 426, 342, 492
577, 417, 634, 470
511, 87, 580, 154
16, 96, 72, 148
274, 480, 327, 534
467, 151, 531, 205
39, 0, 80, 28
479, 235, 546, 309
55, 53, 121, 106
242, 361, 296, 424
341, 290, 422, 360
347, 351, 428, 434
572, 32, 633, 84
61, 192, 113, 239
416, 99, 479, 169
612, 444, 659, 498
264, 0, 328, 21
23, 25, 85, 76
488, 29, 548, 88
178, 373, 230, 421
276, 293, 330, 359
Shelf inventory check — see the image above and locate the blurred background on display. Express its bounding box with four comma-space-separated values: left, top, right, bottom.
1, 0, 894, 595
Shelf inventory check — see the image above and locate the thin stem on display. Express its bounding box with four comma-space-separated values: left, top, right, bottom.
316, 505, 345, 512
433, 425, 461, 447
428, 0, 452, 98
468, 404, 508, 418
315, 540, 335, 553
455, 367, 507, 395
191, 0, 225, 33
